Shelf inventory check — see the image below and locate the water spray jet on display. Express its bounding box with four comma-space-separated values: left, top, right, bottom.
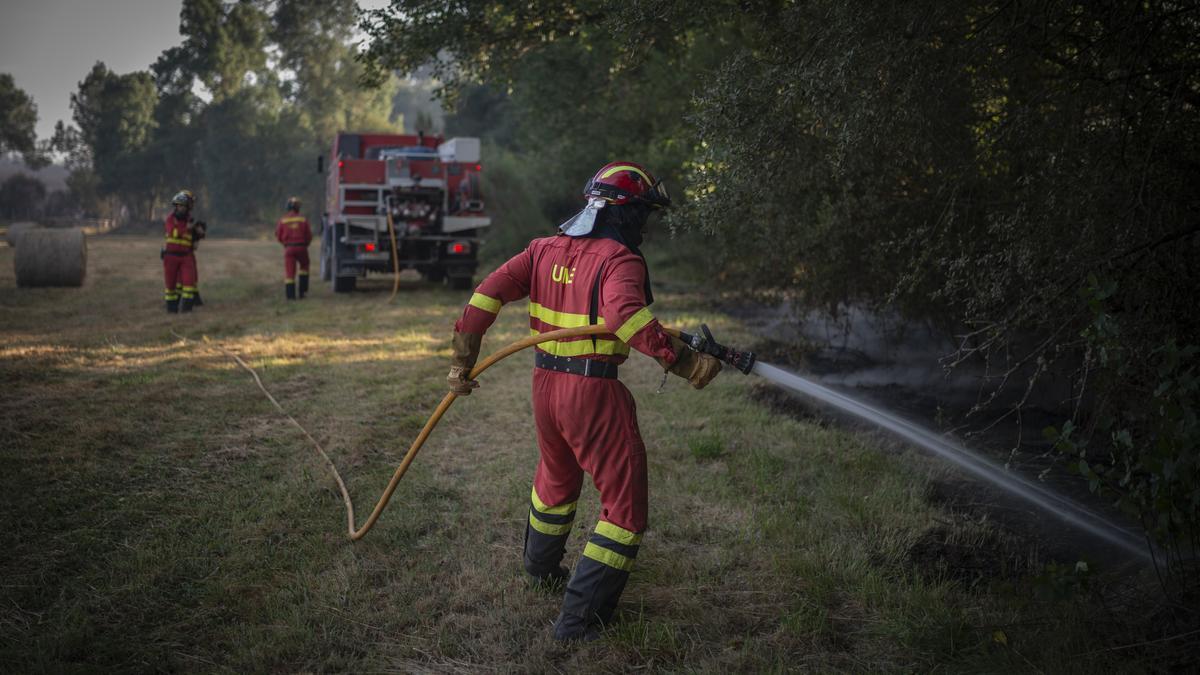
663, 324, 1149, 561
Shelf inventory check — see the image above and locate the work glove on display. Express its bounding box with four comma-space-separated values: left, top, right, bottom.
447, 331, 483, 395
192, 221, 207, 241
659, 335, 722, 389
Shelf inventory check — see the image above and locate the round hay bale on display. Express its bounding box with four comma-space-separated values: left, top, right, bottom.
5, 222, 39, 247
14, 228, 88, 287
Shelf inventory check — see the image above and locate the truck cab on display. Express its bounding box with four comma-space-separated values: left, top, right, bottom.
319, 131, 491, 292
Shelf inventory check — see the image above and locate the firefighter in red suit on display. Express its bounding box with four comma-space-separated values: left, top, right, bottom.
161, 190, 206, 313
275, 196, 312, 300
448, 162, 722, 641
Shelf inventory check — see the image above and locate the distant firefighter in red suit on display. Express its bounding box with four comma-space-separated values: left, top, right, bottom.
161, 189, 206, 313
275, 196, 313, 300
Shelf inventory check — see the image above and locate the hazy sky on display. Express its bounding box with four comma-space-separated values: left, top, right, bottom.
0, 0, 390, 142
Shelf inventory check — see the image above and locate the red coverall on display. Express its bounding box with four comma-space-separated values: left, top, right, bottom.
453, 232, 678, 631
162, 213, 198, 312
275, 212, 312, 298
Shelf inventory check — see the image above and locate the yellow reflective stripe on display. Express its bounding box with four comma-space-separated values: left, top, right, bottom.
282, 216, 305, 223
528, 301, 590, 328
599, 164, 652, 184
181, 286, 197, 292
595, 520, 642, 546
583, 542, 635, 571
529, 512, 573, 536
613, 306, 654, 343
531, 329, 631, 357
531, 486, 576, 516
165, 237, 193, 246
469, 292, 501, 314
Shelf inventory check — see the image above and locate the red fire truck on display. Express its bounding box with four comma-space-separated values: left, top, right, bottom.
318, 131, 491, 292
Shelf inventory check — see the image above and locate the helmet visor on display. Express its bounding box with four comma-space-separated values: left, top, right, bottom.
558, 197, 607, 237
641, 180, 671, 208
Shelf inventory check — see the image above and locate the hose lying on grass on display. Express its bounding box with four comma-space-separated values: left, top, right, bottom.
173, 325, 616, 541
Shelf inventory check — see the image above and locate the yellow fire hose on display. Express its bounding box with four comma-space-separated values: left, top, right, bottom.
384, 209, 402, 303
180, 324, 683, 541
346, 324, 621, 540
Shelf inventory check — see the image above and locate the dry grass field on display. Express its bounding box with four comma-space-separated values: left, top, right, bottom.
0, 235, 1155, 672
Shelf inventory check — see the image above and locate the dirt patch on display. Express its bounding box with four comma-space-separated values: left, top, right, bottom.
905, 524, 1039, 587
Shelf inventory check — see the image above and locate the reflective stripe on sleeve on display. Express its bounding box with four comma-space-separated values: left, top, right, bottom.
469, 292, 502, 314
613, 306, 654, 343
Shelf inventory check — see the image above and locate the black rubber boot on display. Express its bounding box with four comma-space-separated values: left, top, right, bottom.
553, 612, 602, 643
285, 281, 296, 300
524, 489, 576, 590
166, 298, 179, 313
298, 272, 309, 298
551, 521, 641, 642
180, 296, 194, 313
553, 557, 630, 641
192, 291, 203, 307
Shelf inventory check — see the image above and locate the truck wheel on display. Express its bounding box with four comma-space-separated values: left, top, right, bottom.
448, 275, 473, 291
333, 275, 357, 293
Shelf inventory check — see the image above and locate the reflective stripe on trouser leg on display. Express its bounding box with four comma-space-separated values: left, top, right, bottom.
524, 485, 576, 577
180, 285, 196, 313
165, 288, 180, 313
557, 520, 642, 632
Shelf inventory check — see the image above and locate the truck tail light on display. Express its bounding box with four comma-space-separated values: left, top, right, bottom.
448, 241, 470, 255
363, 242, 376, 252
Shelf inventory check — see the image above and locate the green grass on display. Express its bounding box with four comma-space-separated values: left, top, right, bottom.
0, 236, 1157, 672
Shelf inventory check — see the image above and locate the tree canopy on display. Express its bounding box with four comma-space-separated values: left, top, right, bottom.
0, 74, 48, 169
55, 0, 404, 225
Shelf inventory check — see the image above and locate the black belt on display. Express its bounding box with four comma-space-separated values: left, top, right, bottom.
285, 243, 308, 247
535, 352, 618, 379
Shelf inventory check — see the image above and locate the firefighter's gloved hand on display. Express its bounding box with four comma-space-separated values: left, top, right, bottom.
193, 221, 207, 240
448, 331, 483, 395
447, 366, 479, 395
663, 335, 722, 389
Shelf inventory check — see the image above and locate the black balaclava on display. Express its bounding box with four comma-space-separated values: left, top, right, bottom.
587, 203, 654, 303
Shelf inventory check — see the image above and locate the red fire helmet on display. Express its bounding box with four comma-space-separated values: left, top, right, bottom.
583, 161, 671, 209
